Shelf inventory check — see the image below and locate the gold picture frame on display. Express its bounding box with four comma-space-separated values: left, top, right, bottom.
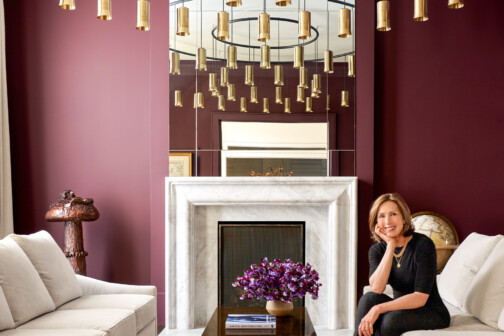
169, 152, 192, 177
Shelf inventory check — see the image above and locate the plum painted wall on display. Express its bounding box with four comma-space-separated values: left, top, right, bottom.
4, 0, 169, 323
4, 0, 504, 327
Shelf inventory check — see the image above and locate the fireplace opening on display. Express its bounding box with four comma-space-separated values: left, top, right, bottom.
218, 221, 305, 307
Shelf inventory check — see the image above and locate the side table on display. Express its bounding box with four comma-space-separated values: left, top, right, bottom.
202, 307, 316, 336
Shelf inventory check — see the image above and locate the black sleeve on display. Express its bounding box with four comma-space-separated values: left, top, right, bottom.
368, 243, 384, 279
413, 236, 437, 294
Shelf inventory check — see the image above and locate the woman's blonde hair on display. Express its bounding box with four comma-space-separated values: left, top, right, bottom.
369, 193, 414, 242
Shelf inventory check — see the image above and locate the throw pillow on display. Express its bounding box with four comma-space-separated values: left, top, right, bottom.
9, 230, 82, 307
437, 233, 503, 309
0, 237, 55, 327
464, 238, 504, 329
0, 286, 15, 331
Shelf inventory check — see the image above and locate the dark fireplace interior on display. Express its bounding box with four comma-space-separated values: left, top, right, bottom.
218, 221, 305, 307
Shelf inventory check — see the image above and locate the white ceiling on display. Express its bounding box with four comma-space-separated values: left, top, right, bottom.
169, 0, 356, 62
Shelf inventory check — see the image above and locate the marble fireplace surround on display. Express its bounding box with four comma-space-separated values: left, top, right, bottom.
165, 177, 358, 330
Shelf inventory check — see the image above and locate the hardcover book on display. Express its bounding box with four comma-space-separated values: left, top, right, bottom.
225, 329, 276, 335
225, 314, 276, 329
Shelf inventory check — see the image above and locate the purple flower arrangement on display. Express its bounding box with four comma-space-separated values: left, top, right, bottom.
232, 258, 322, 303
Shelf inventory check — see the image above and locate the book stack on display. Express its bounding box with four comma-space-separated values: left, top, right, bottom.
225, 314, 276, 335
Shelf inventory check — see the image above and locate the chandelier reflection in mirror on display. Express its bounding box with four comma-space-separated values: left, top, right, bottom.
168, 0, 356, 177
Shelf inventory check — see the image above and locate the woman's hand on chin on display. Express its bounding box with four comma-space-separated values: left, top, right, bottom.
375, 224, 397, 246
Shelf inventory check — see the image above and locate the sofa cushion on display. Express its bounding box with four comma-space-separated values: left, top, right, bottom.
9, 230, 82, 307
0, 330, 106, 336
438, 233, 503, 309
58, 294, 156, 332
402, 332, 504, 335
464, 238, 504, 329
17, 309, 136, 336
0, 237, 55, 327
443, 300, 500, 332
0, 286, 15, 331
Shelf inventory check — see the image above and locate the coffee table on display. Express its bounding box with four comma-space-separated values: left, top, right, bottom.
202, 307, 317, 336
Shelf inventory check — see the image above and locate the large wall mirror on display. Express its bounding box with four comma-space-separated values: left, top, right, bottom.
169, 0, 355, 177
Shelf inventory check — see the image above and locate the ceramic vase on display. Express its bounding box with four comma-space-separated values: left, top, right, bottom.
265, 300, 294, 316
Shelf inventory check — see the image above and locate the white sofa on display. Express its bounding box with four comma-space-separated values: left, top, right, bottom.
366, 232, 504, 335
0, 231, 157, 336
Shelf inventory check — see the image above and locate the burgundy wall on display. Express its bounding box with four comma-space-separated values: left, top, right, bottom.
4, 0, 169, 323
5, 0, 504, 326
366, 0, 504, 291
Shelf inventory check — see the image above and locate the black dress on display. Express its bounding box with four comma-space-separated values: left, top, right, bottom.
354, 232, 450, 336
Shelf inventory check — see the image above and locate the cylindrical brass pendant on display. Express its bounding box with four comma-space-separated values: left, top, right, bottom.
284, 98, 291, 113
305, 97, 313, 112
294, 46, 304, 69
298, 11, 311, 40
324, 50, 334, 73
174, 90, 183, 107
171, 52, 181, 75
263, 98, 270, 113
212, 79, 221, 96
250, 86, 259, 103
196, 48, 207, 71
341, 90, 349, 107
227, 84, 236, 101
209, 73, 218, 92
297, 85, 305, 102
245, 65, 255, 86
194, 92, 205, 108
260, 45, 271, 69
59, 0, 76, 10
227, 46, 238, 69
97, 0, 112, 20
448, 0, 464, 9
217, 11, 230, 40
311, 81, 319, 98
258, 13, 271, 42
377, 1, 391, 31
218, 95, 226, 111
220, 67, 229, 87
348, 54, 355, 77
414, 0, 428, 21
136, 0, 150, 31
274, 65, 284, 86
326, 94, 330, 111
240, 97, 248, 112
313, 74, 322, 93
276, 0, 291, 6
299, 67, 308, 88
226, 0, 242, 7
275, 87, 283, 104
176, 6, 189, 35
338, 8, 351, 38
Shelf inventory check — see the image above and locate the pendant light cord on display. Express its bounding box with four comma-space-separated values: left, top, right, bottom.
200, 0, 203, 47
327, 0, 329, 50
248, 20, 251, 63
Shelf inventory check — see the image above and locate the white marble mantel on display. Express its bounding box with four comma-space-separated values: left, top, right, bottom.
165, 177, 358, 331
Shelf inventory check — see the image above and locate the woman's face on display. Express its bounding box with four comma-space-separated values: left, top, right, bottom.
376, 201, 405, 238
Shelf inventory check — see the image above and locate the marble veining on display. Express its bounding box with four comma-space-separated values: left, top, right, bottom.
166, 177, 357, 330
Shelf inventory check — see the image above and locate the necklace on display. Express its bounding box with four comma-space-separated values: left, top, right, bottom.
393, 238, 410, 268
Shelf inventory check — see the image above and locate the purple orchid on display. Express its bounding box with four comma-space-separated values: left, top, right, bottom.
232, 258, 322, 303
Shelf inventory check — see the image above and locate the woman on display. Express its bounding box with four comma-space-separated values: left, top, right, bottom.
355, 193, 450, 336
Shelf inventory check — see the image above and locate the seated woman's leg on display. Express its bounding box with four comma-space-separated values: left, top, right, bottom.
377, 307, 450, 336
354, 292, 393, 336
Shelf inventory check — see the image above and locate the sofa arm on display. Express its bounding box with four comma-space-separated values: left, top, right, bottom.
76, 274, 157, 297
363, 284, 393, 297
